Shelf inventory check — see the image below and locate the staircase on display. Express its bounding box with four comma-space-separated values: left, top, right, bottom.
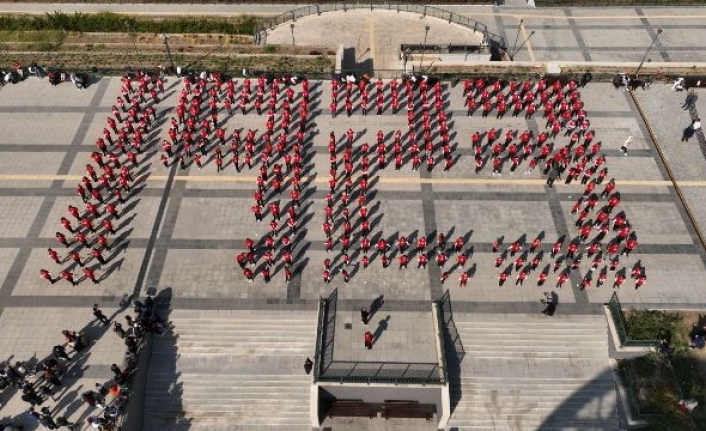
143, 310, 317, 431
446, 313, 617, 431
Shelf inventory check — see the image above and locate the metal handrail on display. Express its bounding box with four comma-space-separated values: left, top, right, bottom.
254, 3, 505, 50
316, 360, 445, 385
313, 288, 338, 381
433, 299, 449, 385
607, 292, 661, 347
312, 296, 327, 381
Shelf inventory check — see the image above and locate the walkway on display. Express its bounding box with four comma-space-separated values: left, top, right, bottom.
1, 2, 706, 62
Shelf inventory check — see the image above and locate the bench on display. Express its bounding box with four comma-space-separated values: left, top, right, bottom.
327, 401, 378, 419
382, 402, 436, 420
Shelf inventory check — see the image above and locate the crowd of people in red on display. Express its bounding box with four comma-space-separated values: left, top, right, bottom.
160, 73, 312, 172
40, 71, 163, 286
465, 76, 645, 289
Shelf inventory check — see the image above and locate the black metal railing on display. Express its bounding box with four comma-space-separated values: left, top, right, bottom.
436, 290, 465, 363
607, 292, 661, 348
313, 296, 327, 378
254, 3, 505, 50
316, 361, 444, 384
314, 287, 338, 379
313, 288, 446, 385
433, 297, 449, 384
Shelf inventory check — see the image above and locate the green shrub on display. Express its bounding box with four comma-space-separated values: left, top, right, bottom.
0, 12, 262, 35
625, 309, 683, 343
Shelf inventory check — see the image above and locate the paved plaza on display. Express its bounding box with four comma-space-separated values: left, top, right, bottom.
0, 69, 705, 430
0, 2, 705, 431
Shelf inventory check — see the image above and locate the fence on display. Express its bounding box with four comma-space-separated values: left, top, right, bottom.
314, 288, 338, 377
254, 3, 505, 51
607, 292, 662, 348
316, 361, 445, 384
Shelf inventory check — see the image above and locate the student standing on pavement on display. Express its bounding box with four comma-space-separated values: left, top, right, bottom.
621, 136, 632, 156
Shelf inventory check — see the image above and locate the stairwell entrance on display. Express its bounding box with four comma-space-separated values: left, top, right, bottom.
310, 288, 451, 428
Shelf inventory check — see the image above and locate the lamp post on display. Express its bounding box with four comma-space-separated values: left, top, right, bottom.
290, 23, 295, 46
125, 21, 143, 68
511, 19, 523, 55
419, 24, 430, 69
403, 47, 411, 73
160, 34, 175, 71
512, 30, 535, 59
636, 28, 662, 77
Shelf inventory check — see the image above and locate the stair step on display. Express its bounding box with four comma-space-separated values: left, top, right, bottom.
172, 324, 316, 330
147, 403, 310, 411
145, 411, 311, 422
450, 421, 616, 429
144, 313, 315, 430
452, 314, 606, 323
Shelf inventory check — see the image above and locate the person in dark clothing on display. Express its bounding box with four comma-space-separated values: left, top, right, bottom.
360, 308, 370, 325
580, 72, 592, 88
541, 291, 557, 316
53, 345, 71, 361
92, 305, 110, 326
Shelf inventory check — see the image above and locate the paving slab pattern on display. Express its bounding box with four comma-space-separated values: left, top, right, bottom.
0, 4, 705, 430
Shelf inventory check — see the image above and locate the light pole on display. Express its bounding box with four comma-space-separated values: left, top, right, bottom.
403, 47, 411, 73
419, 24, 430, 69
160, 34, 175, 71
125, 21, 143, 68
636, 28, 662, 77
290, 23, 295, 46
512, 30, 535, 59
511, 19, 523, 55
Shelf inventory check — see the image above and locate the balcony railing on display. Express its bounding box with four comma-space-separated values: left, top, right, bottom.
254, 3, 505, 51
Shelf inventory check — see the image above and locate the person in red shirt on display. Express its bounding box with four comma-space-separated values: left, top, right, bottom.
60, 217, 74, 233
103, 219, 115, 235
261, 266, 271, 283
596, 269, 608, 287
635, 275, 646, 290
537, 270, 548, 285
40, 269, 55, 284
459, 272, 470, 287
556, 270, 569, 288
244, 268, 254, 282
613, 274, 626, 289
56, 232, 69, 247
398, 254, 410, 269
622, 237, 638, 257
530, 237, 542, 253
61, 270, 78, 286
91, 248, 106, 265
83, 267, 98, 284
364, 331, 373, 350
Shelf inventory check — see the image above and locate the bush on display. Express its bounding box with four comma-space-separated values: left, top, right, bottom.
0, 12, 262, 35
625, 309, 684, 344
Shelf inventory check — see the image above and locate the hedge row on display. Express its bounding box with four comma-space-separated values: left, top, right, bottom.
0, 12, 260, 34
2, 0, 494, 3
